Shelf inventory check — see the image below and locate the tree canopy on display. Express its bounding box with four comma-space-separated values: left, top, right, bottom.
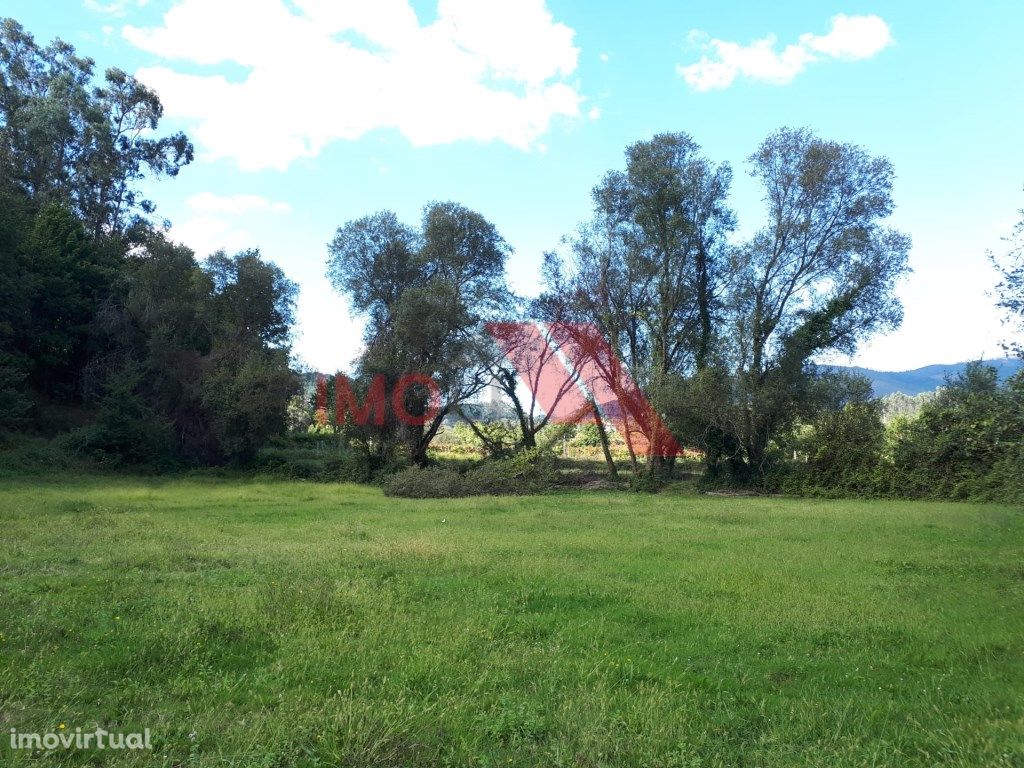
327, 202, 510, 465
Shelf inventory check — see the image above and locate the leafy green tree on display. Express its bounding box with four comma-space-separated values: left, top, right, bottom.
84, 239, 299, 464
327, 203, 510, 466
724, 128, 910, 474
549, 129, 908, 480
113, 235, 215, 461
0, 19, 194, 420
571, 133, 734, 382
15, 204, 121, 397
0, 173, 31, 426
199, 250, 299, 462
205, 249, 297, 351
0, 18, 192, 236
0, 19, 301, 465
547, 133, 734, 471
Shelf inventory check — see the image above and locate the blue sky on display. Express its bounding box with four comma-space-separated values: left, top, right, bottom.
8, 1, 1024, 373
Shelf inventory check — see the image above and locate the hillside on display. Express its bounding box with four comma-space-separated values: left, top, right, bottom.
833, 358, 1024, 396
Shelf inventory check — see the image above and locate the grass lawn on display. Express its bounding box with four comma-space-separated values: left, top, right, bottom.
0, 476, 1021, 767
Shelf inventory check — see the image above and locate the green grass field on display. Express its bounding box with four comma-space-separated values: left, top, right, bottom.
0, 476, 1021, 767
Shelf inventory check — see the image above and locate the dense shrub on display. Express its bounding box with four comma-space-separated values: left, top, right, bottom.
470, 449, 562, 493
628, 471, 668, 493
254, 443, 398, 483
201, 348, 299, 463
63, 371, 179, 469
762, 461, 888, 499
383, 466, 469, 498
766, 399, 889, 496
384, 449, 563, 498
0, 436, 84, 476
890, 365, 1023, 502
764, 364, 1024, 503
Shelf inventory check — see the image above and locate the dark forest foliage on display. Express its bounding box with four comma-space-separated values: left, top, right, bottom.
0, 20, 297, 465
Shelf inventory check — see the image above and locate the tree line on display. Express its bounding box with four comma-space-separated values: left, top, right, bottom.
325, 130, 914, 479
0, 19, 298, 466
2, 18, 1021, 502
324, 125, 1022, 500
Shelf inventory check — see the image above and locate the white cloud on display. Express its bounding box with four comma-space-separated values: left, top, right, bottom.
587, 106, 601, 120
186, 192, 290, 215
800, 14, 893, 60
122, 0, 582, 170
171, 216, 253, 258
678, 14, 892, 92
173, 193, 291, 256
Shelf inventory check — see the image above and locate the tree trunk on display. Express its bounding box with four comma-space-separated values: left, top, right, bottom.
409, 422, 428, 467
695, 244, 713, 372
590, 400, 618, 480
411, 448, 428, 467
649, 453, 672, 478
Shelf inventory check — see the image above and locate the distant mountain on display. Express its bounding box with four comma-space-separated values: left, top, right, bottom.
830, 358, 1024, 397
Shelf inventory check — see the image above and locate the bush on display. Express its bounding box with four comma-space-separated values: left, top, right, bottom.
201, 349, 300, 463
767, 399, 888, 496
253, 443, 398, 483
628, 471, 668, 493
761, 364, 1024, 503
383, 449, 563, 498
473, 449, 561, 493
63, 371, 179, 469
0, 436, 84, 476
890, 365, 1023, 503
761, 461, 889, 499
383, 466, 469, 498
